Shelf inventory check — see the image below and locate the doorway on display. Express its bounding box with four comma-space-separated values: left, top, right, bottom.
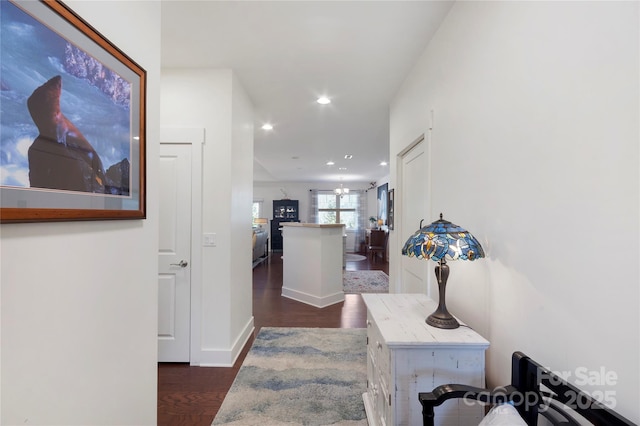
398, 134, 430, 294
158, 128, 204, 364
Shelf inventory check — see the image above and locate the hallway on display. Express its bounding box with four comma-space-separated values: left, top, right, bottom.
157, 253, 389, 425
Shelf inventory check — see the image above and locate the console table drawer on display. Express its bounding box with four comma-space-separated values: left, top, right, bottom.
367, 349, 391, 425
367, 316, 390, 389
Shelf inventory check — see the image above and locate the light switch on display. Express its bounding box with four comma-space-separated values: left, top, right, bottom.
203, 233, 216, 247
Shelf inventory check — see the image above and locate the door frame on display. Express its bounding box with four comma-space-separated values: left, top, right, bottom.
160, 127, 204, 365
395, 131, 431, 295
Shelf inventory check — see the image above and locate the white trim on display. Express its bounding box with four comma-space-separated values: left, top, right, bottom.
396, 133, 429, 294
160, 127, 204, 366
161, 127, 205, 145
281, 287, 345, 308
197, 317, 255, 367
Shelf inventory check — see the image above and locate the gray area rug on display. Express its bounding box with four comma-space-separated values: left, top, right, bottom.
212, 327, 367, 425
343, 270, 389, 294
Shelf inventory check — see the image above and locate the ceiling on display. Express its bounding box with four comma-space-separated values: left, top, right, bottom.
161, 1, 453, 185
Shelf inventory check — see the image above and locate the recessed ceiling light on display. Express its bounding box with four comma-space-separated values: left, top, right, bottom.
317, 96, 331, 105
261, 123, 273, 130
326, 161, 335, 166
344, 154, 353, 159
380, 161, 388, 166
338, 167, 347, 171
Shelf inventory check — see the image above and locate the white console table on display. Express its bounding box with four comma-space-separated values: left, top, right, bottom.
281, 223, 345, 308
362, 293, 489, 426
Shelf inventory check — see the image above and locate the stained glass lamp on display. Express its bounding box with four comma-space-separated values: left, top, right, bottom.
402, 213, 485, 329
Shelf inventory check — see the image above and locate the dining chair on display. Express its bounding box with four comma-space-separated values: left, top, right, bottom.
367, 230, 388, 263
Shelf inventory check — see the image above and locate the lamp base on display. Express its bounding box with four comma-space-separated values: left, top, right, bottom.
426, 311, 460, 329
426, 259, 460, 329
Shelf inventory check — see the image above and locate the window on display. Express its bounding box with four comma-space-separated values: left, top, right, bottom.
252, 200, 263, 221
311, 189, 366, 252
317, 192, 358, 230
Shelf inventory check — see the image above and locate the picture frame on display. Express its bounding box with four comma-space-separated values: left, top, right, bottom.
1, 0, 146, 223
388, 189, 394, 230
377, 183, 388, 226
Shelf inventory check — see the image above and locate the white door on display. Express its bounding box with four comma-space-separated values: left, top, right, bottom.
400, 137, 430, 294
158, 143, 192, 362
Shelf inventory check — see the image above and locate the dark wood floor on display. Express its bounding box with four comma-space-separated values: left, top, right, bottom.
158, 252, 389, 426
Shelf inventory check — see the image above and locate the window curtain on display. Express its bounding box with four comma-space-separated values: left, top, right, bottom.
309, 189, 319, 223
354, 190, 366, 252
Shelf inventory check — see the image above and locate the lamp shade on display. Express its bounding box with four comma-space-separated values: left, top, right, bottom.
401, 213, 485, 329
401, 214, 484, 262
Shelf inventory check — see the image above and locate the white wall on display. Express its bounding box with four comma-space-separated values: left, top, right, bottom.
1, 1, 160, 424
230, 74, 255, 349
161, 69, 254, 366
389, 1, 639, 422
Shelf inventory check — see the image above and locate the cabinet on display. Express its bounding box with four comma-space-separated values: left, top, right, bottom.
361, 294, 489, 426
270, 199, 298, 251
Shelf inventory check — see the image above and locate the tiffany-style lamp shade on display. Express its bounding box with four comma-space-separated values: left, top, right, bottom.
401, 213, 485, 329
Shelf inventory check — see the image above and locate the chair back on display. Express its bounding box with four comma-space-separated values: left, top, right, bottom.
369, 230, 386, 247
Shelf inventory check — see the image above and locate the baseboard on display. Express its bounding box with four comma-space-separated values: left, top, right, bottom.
281, 286, 344, 308
196, 317, 254, 367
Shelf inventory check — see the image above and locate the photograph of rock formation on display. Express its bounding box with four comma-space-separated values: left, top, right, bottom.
1, 1, 132, 196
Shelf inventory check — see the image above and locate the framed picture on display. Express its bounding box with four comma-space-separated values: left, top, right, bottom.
0, 0, 146, 223
388, 189, 394, 230
377, 183, 388, 226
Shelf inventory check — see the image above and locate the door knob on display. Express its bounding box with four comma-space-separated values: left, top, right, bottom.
170, 260, 188, 268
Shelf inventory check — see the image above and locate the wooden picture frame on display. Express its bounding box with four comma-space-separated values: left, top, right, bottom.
377, 183, 388, 226
1, 0, 146, 223
388, 189, 394, 230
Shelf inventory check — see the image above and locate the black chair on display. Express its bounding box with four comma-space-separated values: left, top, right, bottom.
419, 352, 637, 426
367, 230, 388, 262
